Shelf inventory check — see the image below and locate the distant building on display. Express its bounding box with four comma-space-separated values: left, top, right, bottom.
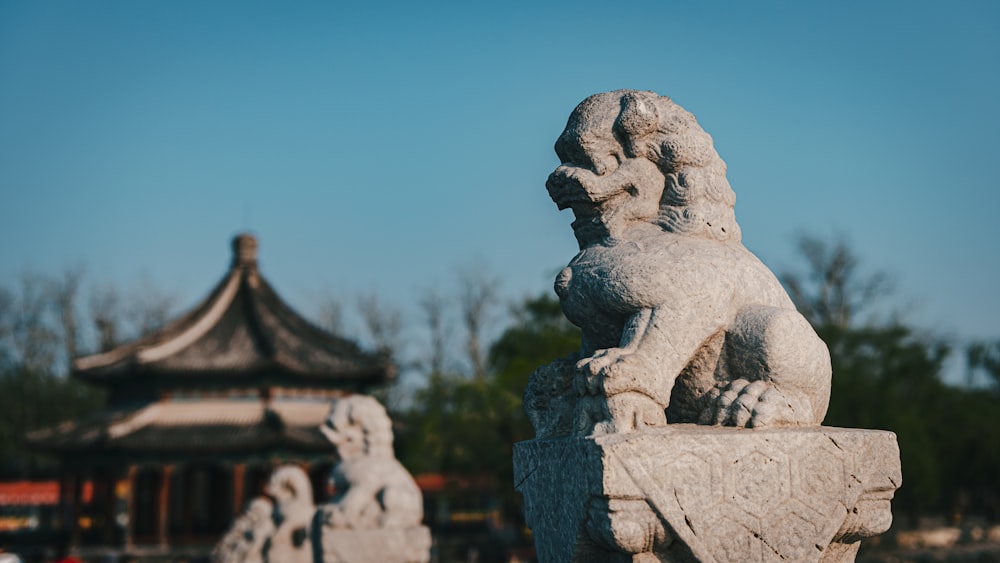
29, 234, 393, 555
0, 481, 59, 533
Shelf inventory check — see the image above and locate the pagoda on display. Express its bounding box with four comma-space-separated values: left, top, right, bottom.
29, 234, 393, 555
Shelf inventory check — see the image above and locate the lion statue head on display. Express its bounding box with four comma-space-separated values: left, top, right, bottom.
266, 465, 313, 514
547, 89, 741, 247
320, 394, 394, 460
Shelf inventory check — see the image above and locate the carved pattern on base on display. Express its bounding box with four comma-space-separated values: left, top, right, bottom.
514, 426, 901, 563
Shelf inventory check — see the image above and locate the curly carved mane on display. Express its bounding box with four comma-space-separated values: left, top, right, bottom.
324, 395, 394, 459
630, 91, 741, 242
555, 90, 742, 244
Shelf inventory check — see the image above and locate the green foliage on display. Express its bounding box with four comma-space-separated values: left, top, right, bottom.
780, 235, 891, 329
932, 385, 1000, 519
0, 366, 105, 478
786, 237, 1000, 522
0, 272, 116, 478
967, 339, 1000, 391
400, 372, 521, 477
400, 242, 1000, 526
488, 295, 580, 395
398, 294, 580, 523
5, 241, 999, 527
819, 324, 951, 516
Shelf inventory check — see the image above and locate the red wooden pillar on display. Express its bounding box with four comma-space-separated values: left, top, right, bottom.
124, 465, 137, 550
157, 465, 173, 548
232, 463, 246, 516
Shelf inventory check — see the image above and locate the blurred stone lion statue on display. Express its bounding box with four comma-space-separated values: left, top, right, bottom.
212, 497, 274, 563
319, 395, 423, 529
215, 396, 429, 563
263, 465, 314, 563
214, 465, 313, 563
527, 89, 832, 437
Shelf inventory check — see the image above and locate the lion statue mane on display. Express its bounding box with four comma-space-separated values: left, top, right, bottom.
527, 89, 832, 437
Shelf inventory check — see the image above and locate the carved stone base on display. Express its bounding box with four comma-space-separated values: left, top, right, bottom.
514, 425, 901, 563
318, 526, 432, 563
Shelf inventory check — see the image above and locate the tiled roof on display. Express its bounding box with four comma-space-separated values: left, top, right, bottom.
72, 234, 393, 389
27, 396, 336, 455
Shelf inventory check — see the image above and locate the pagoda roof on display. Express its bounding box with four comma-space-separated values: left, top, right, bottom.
72, 234, 392, 389
27, 396, 335, 456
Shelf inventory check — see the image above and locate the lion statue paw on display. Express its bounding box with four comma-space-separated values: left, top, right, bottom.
701, 379, 815, 429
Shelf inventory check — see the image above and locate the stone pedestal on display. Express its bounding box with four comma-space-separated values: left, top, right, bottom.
514, 425, 901, 563
319, 526, 432, 563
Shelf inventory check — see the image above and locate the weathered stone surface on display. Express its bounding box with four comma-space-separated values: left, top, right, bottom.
517, 89, 901, 562
514, 426, 901, 562
527, 89, 833, 437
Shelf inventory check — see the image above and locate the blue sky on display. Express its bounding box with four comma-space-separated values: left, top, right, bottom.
1, 1, 998, 363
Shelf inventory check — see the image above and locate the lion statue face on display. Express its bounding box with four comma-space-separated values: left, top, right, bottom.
266, 465, 313, 512
320, 394, 394, 460
547, 89, 740, 247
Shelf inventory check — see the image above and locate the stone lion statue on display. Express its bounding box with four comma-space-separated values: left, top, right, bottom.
319, 395, 423, 530
215, 465, 314, 563
526, 89, 832, 437
263, 465, 314, 563
214, 396, 430, 563
212, 497, 274, 563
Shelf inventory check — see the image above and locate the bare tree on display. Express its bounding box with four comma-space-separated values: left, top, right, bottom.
459, 266, 499, 379
47, 267, 84, 367
357, 291, 404, 359
88, 279, 177, 352
780, 235, 891, 329
89, 284, 122, 353
0, 272, 107, 477
9, 273, 60, 373
0, 286, 14, 369
967, 340, 1000, 390
316, 297, 344, 335
420, 290, 450, 375
355, 291, 409, 413
126, 276, 176, 336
